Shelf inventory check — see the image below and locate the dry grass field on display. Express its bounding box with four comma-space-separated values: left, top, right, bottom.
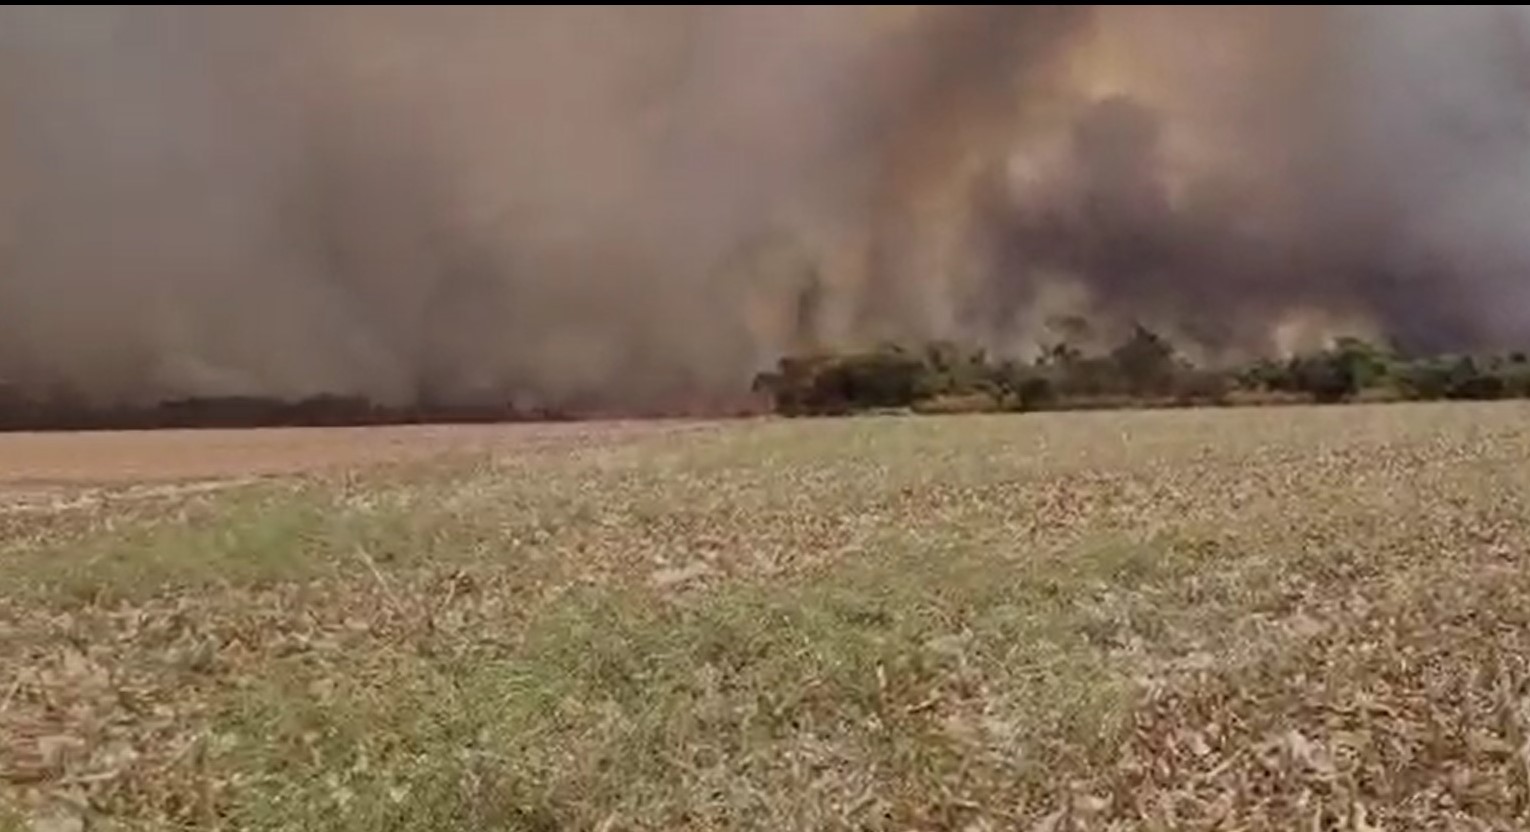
0, 421, 720, 486
5, 403, 1530, 830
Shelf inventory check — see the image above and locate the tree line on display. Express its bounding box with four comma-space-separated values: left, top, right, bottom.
751, 325, 1530, 416
0, 388, 764, 432
0, 392, 564, 432
4, 324, 1526, 430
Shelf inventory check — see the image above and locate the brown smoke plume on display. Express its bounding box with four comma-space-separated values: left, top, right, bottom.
2, 6, 1529, 411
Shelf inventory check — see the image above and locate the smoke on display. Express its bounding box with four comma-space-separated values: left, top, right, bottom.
948, 6, 1530, 357
2, 6, 1530, 409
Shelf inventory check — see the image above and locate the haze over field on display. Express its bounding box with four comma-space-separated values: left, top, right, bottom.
5, 6, 1530, 409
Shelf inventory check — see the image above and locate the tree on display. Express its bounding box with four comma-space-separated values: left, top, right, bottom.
1110, 324, 1178, 396
1393, 358, 1451, 400
1331, 337, 1391, 391
752, 346, 929, 415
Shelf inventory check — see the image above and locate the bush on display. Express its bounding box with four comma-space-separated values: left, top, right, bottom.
1014, 375, 1057, 410
1393, 359, 1451, 401
1110, 324, 1180, 396
752, 346, 928, 416
1447, 367, 1506, 400
1393, 356, 1512, 401
1331, 337, 1392, 390
1494, 360, 1530, 398
1236, 358, 1293, 392
1287, 353, 1359, 403
830, 349, 927, 408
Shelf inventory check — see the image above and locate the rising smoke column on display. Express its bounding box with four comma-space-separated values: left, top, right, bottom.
3, 6, 1530, 411
941, 6, 1530, 357
0, 5, 900, 408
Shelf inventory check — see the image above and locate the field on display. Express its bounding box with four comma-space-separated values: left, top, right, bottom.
5, 403, 1530, 830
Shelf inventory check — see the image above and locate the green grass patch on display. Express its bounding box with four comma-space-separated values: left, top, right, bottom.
206, 533, 1205, 831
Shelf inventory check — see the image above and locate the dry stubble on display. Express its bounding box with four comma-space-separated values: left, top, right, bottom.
4, 403, 1530, 829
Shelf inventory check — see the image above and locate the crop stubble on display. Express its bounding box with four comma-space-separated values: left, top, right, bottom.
4, 403, 1530, 829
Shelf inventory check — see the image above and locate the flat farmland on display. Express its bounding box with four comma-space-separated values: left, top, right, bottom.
6, 403, 1530, 830
0, 420, 720, 486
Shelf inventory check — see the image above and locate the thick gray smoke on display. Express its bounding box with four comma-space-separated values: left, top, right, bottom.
948, 6, 1530, 357
2, 6, 1530, 409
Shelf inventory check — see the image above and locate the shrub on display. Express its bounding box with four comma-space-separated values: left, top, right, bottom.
1393, 359, 1451, 401
1236, 358, 1293, 392
1494, 361, 1530, 398
1110, 324, 1180, 396
1287, 352, 1359, 403
752, 346, 927, 416
1393, 356, 1509, 401
1014, 375, 1057, 410
1443, 357, 1507, 400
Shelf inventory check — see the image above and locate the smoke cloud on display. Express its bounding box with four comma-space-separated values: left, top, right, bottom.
2, 6, 1530, 409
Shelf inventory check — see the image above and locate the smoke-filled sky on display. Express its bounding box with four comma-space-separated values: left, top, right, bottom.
4, 5, 1530, 408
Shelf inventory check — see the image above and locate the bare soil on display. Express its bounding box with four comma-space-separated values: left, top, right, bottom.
0, 419, 724, 486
